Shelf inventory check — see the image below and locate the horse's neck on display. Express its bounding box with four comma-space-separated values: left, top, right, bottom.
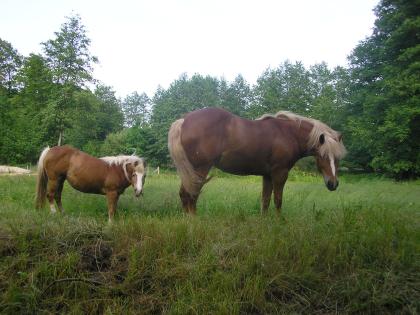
295, 120, 315, 158
108, 163, 131, 187
120, 164, 132, 186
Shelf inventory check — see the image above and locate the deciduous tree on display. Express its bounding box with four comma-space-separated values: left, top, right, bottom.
348, 0, 420, 178
42, 14, 98, 145
0, 38, 22, 93
122, 91, 151, 127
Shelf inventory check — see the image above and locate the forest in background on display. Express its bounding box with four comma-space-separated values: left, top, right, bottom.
0, 0, 419, 179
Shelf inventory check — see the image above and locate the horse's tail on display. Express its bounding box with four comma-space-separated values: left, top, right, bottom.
35, 147, 50, 209
168, 119, 205, 196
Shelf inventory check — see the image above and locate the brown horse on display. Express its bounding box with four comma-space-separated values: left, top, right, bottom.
35, 145, 147, 222
168, 107, 346, 214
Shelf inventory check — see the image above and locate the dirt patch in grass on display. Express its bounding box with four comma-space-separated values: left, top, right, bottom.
0, 237, 17, 257
78, 241, 113, 272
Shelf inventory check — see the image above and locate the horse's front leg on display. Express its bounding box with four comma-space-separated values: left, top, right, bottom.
106, 191, 120, 223
261, 175, 273, 214
272, 170, 289, 216
54, 177, 65, 213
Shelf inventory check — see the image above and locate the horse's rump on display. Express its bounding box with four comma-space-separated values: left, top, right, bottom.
168, 119, 206, 196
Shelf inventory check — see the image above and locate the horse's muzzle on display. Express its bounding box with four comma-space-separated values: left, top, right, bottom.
135, 190, 143, 197
326, 180, 339, 191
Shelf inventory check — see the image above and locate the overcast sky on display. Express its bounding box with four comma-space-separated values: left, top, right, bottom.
1, 0, 378, 97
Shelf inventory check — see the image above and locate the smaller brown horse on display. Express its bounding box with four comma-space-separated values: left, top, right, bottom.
35, 145, 147, 222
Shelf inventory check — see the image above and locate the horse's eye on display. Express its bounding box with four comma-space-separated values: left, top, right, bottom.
132, 174, 136, 177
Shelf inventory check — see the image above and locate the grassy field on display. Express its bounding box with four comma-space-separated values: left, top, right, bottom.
0, 171, 419, 314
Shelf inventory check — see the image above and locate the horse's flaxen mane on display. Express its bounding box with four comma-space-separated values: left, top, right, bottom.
257, 111, 304, 123
100, 155, 143, 166
257, 111, 347, 159
100, 155, 146, 180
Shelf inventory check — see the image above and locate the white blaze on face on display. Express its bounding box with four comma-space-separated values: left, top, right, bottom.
135, 172, 144, 194
329, 154, 336, 177
131, 161, 146, 196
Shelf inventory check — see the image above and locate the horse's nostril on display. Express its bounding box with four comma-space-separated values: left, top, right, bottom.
327, 181, 336, 191
135, 190, 142, 197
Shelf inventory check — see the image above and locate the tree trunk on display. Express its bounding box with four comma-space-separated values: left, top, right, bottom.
58, 131, 63, 146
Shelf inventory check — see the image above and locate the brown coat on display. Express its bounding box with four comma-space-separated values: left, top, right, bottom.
168, 107, 346, 214
35, 145, 147, 222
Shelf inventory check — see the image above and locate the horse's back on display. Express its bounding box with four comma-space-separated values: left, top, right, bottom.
44, 145, 78, 174
183, 107, 233, 134
181, 108, 277, 175
44, 145, 103, 176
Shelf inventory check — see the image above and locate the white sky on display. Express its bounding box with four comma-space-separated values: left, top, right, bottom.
1, 0, 378, 97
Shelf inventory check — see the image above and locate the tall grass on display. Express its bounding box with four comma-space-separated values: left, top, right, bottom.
0, 173, 419, 314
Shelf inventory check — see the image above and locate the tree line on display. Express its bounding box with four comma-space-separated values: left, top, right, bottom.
0, 0, 418, 179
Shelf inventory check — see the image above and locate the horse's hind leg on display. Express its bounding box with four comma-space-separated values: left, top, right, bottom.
179, 185, 197, 214
54, 177, 65, 213
46, 178, 59, 213
179, 166, 210, 215
179, 184, 192, 213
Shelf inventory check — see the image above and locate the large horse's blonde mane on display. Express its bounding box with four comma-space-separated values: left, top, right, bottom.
257, 111, 347, 159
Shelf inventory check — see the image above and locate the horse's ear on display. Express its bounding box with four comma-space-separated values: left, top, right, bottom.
338, 132, 343, 142
319, 134, 325, 145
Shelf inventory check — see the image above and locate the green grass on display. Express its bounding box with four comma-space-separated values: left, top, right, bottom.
0, 172, 419, 314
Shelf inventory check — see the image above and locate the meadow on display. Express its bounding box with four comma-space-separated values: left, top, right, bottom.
0, 171, 419, 314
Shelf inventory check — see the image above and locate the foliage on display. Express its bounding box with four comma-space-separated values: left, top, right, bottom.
0, 4, 419, 179
0, 16, 122, 163
347, 0, 420, 178
41, 14, 99, 146
309, 63, 350, 131
93, 85, 124, 140
0, 38, 22, 93
0, 87, 14, 163
100, 125, 159, 164
219, 74, 253, 117
121, 91, 151, 127
42, 14, 97, 86
149, 74, 223, 165
250, 61, 313, 117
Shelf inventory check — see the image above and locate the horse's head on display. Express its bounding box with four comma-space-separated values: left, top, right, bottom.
313, 132, 346, 191
126, 158, 147, 197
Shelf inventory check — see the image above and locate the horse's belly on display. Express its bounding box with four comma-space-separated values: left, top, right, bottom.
66, 173, 105, 195
216, 152, 268, 176
68, 182, 104, 194
216, 165, 258, 176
